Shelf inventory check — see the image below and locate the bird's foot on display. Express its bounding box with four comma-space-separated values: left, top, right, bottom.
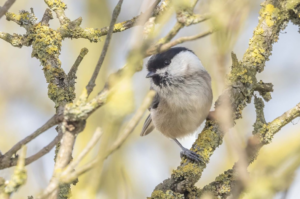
180, 148, 203, 163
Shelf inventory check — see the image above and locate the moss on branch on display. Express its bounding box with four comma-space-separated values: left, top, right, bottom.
5, 10, 37, 30
57, 16, 138, 42
28, 22, 75, 107
0, 32, 24, 47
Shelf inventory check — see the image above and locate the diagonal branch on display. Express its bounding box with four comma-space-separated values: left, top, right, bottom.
0, 0, 16, 19
84, 0, 124, 98
146, 29, 213, 56
67, 48, 89, 87
62, 128, 102, 177
1, 133, 63, 169
0, 114, 62, 169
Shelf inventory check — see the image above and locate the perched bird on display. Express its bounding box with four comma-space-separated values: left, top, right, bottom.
141, 47, 213, 162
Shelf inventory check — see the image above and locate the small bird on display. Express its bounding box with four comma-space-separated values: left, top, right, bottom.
141, 47, 213, 162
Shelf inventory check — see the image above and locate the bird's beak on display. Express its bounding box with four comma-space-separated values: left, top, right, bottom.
146, 71, 157, 78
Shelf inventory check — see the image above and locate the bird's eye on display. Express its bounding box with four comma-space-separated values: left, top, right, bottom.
164, 60, 171, 66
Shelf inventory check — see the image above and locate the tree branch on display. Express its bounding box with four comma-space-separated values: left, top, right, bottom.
85, 0, 124, 98
0, 32, 24, 48
0, 114, 62, 169
63, 128, 102, 174
146, 29, 213, 56
67, 48, 89, 87
5, 10, 37, 31
40, 8, 53, 26
0, 0, 16, 19
44, 0, 69, 25
1, 133, 63, 169
57, 0, 161, 42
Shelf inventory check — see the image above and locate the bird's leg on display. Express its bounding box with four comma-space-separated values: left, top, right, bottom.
172, 138, 203, 163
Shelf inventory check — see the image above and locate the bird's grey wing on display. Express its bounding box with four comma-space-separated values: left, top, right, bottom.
140, 92, 160, 136
140, 114, 154, 136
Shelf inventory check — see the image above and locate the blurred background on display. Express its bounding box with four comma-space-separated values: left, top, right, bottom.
0, 0, 300, 198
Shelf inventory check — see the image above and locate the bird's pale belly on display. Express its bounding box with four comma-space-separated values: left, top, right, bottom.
151, 102, 209, 139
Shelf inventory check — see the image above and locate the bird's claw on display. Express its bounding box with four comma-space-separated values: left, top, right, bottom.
180, 148, 203, 163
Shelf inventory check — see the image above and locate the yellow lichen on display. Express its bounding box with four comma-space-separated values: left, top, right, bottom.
262, 4, 280, 27
28, 22, 75, 107
255, 28, 264, 35
251, 49, 265, 65
44, 0, 67, 10
151, 190, 184, 199
172, 163, 202, 181
114, 23, 126, 31
286, 0, 300, 10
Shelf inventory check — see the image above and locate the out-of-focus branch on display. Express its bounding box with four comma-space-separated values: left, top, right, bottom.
0, 146, 27, 198
151, 0, 206, 52
85, 0, 124, 98
0, 0, 16, 19
0, 115, 62, 169
158, 22, 184, 44
63, 128, 102, 175
146, 29, 213, 56
38, 128, 102, 199
60, 90, 156, 183
177, 12, 210, 26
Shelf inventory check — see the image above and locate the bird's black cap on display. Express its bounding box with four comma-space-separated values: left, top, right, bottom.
147, 47, 194, 72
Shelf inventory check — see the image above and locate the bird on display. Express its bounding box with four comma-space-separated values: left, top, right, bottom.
140, 47, 213, 162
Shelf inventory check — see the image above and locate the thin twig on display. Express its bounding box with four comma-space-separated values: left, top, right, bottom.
1, 114, 61, 166
85, 0, 124, 98
61, 90, 156, 183
1, 133, 63, 169
67, 48, 89, 85
25, 133, 63, 165
0, 0, 16, 19
146, 29, 213, 56
158, 22, 184, 44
